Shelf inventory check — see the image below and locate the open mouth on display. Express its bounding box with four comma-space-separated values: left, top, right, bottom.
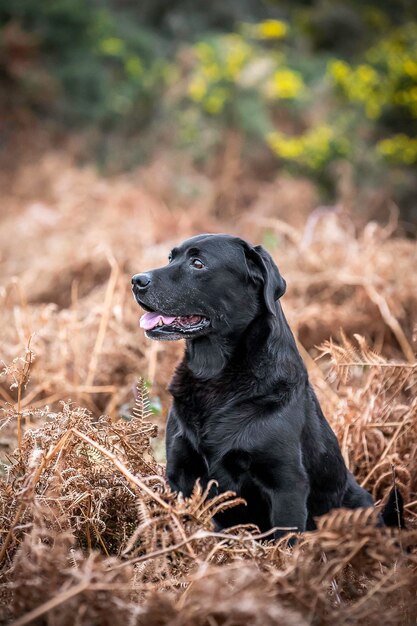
139, 311, 210, 340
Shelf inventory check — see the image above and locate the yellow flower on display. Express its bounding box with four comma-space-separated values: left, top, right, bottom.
267, 126, 342, 169
267, 69, 304, 99
356, 64, 378, 84
188, 76, 207, 102
267, 132, 304, 158
403, 59, 417, 79
377, 134, 417, 164
202, 63, 222, 80
256, 20, 288, 40
203, 88, 228, 114
328, 60, 350, 83
222, 36, 252, 78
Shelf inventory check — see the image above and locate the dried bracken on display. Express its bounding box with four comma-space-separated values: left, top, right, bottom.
0, 367, 416, 625
316, 333, 417, 502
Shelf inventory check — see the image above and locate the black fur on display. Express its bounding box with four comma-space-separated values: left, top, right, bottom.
132, 234, 403, 538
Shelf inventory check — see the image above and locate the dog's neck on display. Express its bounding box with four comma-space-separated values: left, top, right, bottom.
183, 302, 305, 382
184, 334, 232, 379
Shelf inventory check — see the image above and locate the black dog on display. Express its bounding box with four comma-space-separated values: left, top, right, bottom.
132, 234, 402, 537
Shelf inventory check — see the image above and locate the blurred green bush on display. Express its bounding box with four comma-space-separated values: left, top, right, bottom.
1, 0, 416, 220
0, 0, 170, 125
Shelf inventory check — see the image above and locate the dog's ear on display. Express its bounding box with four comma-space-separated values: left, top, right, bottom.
243, 243, 286, 316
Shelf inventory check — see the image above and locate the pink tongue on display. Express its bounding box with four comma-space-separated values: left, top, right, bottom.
140, 312, 176, 330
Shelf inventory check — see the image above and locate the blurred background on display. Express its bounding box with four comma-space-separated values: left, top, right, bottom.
2, 0, 417, 223
0, 1, 416, 464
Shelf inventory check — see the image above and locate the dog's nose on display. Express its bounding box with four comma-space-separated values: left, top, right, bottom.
132, 273, 151, 290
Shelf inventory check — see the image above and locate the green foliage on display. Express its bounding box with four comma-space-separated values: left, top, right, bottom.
1, 0, 416, 204
0, 0, 170, 125
328, 24, 417, 159
267, 126, 350, 170
184, 26, 302, 136
174, 13, 417, 199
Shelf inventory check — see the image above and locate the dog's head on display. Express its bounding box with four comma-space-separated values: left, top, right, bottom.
132, 234, 286, 376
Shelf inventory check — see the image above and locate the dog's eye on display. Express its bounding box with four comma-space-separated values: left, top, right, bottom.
168, 253, 172, 263
190, 258, 205, 269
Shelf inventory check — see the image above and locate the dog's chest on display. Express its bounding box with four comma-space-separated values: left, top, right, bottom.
174, 381, 229, 426
171, 375, 247, 452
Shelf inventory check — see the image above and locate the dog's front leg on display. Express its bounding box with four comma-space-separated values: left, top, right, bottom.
269, 482, 309, 540
166, 410, 210, 497
166, 433, 209, 498
254, 454, 309, 540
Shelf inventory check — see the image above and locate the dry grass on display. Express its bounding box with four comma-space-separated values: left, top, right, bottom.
1, 149, 417, 624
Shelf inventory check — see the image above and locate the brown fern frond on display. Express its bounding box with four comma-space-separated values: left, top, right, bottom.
372, 459, 411, 501
317, 332, 417, 385
314, 505, 380, 534
177, 481, 245, 524
132, 378, 152, 422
